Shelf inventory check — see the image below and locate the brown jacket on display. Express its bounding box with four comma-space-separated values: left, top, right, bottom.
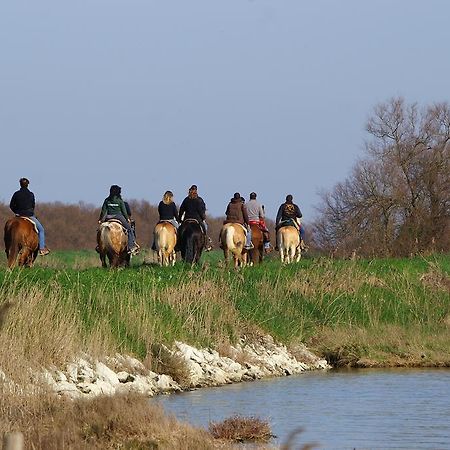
224, 199, 249, 225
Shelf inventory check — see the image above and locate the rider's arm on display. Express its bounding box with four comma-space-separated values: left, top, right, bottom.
259, 204, 265, 220
99, 200, 107, 222
242, 204, 249, 225
295, 205, 303, 218
199, 198, 206, 221
276, 205, 283, 225
9, 193, 17, 214
178, 199, 185, 222
173, 203, 179, 221
119, 199, 129, 221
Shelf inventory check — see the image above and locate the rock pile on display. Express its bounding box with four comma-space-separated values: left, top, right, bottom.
5, 336, 329, 399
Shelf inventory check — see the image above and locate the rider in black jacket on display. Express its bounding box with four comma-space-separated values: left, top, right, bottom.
178, 185, 212, 250
9, 178, 50, 255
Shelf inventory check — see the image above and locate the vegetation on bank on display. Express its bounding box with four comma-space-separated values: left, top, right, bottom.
0, 250, 449, 376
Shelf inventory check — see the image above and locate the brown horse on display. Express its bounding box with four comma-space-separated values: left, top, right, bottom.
249, 223, 264, 265
220, 223, 248, 268
154, 222, 177, 266
97, 220, 130, 268
4, 217, 39, 268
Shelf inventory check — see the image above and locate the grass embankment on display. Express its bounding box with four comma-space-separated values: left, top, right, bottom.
0, 250, 449, 373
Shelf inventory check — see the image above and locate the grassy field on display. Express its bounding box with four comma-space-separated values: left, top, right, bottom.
1, 250, 450, 374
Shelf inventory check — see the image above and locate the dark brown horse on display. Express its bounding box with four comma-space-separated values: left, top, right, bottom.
249, 223, 264, 265
178, 219, 204, 264
4, 217, 39, 268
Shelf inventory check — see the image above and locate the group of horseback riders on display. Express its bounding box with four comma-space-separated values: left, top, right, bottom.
8, 178, 306, 256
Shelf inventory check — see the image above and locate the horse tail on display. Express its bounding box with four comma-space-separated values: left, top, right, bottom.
225, 226, 236, 251
5, 220, 20, 268
100, 224, 113, 249
185, 232, 195, 263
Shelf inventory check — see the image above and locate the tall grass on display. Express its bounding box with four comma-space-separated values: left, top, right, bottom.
0, 252, 449, 375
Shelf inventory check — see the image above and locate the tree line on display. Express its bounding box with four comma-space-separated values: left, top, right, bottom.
313, 98, 450, 257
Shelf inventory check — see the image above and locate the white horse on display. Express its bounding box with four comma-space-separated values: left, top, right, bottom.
154, 222, 177, 266
220, 223, 248, 268
277, 226, 301, 264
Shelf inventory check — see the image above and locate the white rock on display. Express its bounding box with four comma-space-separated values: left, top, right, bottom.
117, 371, 134, 383
155, 374, 181, 392
66, 363, 78, 383
95, 362, 119, 386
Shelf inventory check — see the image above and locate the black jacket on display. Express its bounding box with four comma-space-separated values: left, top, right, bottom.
158, 201, 178, 221
276, 202, 302, 225
179, 196, 206, 222
10, 187, 35, 217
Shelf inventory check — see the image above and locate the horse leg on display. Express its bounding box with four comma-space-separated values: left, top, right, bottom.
171, 251, 176, 266
7, 244, 19, 268
100, 252, 107, 268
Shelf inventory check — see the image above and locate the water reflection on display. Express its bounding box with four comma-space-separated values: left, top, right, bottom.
155, 368, 450, 449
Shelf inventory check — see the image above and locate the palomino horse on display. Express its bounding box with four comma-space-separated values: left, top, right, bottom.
154, 222, 177, 266
178, 219, 204, 264
277, 226, 301, 264
220, 223, 248, 268
4, 217, 39, 268
97, 220, 130, 268
249, 223, 264, 265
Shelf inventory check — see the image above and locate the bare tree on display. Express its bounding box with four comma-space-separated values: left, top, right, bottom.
314, 98, 450, 257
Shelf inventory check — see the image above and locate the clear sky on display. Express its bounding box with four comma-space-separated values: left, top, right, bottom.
1, 0, 449, 220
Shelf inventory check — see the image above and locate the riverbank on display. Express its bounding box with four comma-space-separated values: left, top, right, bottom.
1, 252, 449, 447
0, 252, 449, 376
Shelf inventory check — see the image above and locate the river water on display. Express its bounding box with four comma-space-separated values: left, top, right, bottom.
155, 368, 450, 449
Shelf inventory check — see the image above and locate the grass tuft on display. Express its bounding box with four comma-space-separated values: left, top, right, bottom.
209, 415, 272, 442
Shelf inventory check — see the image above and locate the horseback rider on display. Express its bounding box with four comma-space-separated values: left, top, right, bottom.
246, 192, 271, 251
9, 177, 51, 256
222, 192, 253, 250
275, 194, 306, 251
151, 190, 179, 251
98, 185, 140, 254
179, 185, 212, 251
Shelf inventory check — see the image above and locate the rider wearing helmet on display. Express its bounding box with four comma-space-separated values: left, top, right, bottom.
98, 185, 140, 254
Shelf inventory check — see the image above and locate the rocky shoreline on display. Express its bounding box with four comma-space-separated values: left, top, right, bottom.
4, 335, 329, 399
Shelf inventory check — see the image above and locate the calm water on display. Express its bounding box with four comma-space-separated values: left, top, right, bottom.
155, 369, 450, 449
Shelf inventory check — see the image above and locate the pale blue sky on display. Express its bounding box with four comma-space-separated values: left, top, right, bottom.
1, 0, 449, 220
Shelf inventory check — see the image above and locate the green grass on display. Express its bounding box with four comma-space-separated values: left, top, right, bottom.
1, 250, 449, 367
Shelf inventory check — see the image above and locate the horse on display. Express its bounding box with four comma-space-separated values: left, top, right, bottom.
4, 217, 39, 268
97, 220, 130, 268
248, 223, 264, 265
154, 222, 177, 266
177, 219, 204, 264
277, 225, 301, 264
220, 223, 248, 268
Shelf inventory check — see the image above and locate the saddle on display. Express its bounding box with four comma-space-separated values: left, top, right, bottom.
278, 219, 299, 231
182, 218, 204, 233
17, 216, 38, 234
102, 219, 127, 233
157, 220, 177, 231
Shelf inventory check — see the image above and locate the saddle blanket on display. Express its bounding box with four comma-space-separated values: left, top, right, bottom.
18, 216, 38, 234
278, 219, 300, 231
102, 219, 127, 232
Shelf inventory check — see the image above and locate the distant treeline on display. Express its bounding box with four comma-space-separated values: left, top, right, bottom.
0, 200, 278, 251
0, 200, 217, 250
